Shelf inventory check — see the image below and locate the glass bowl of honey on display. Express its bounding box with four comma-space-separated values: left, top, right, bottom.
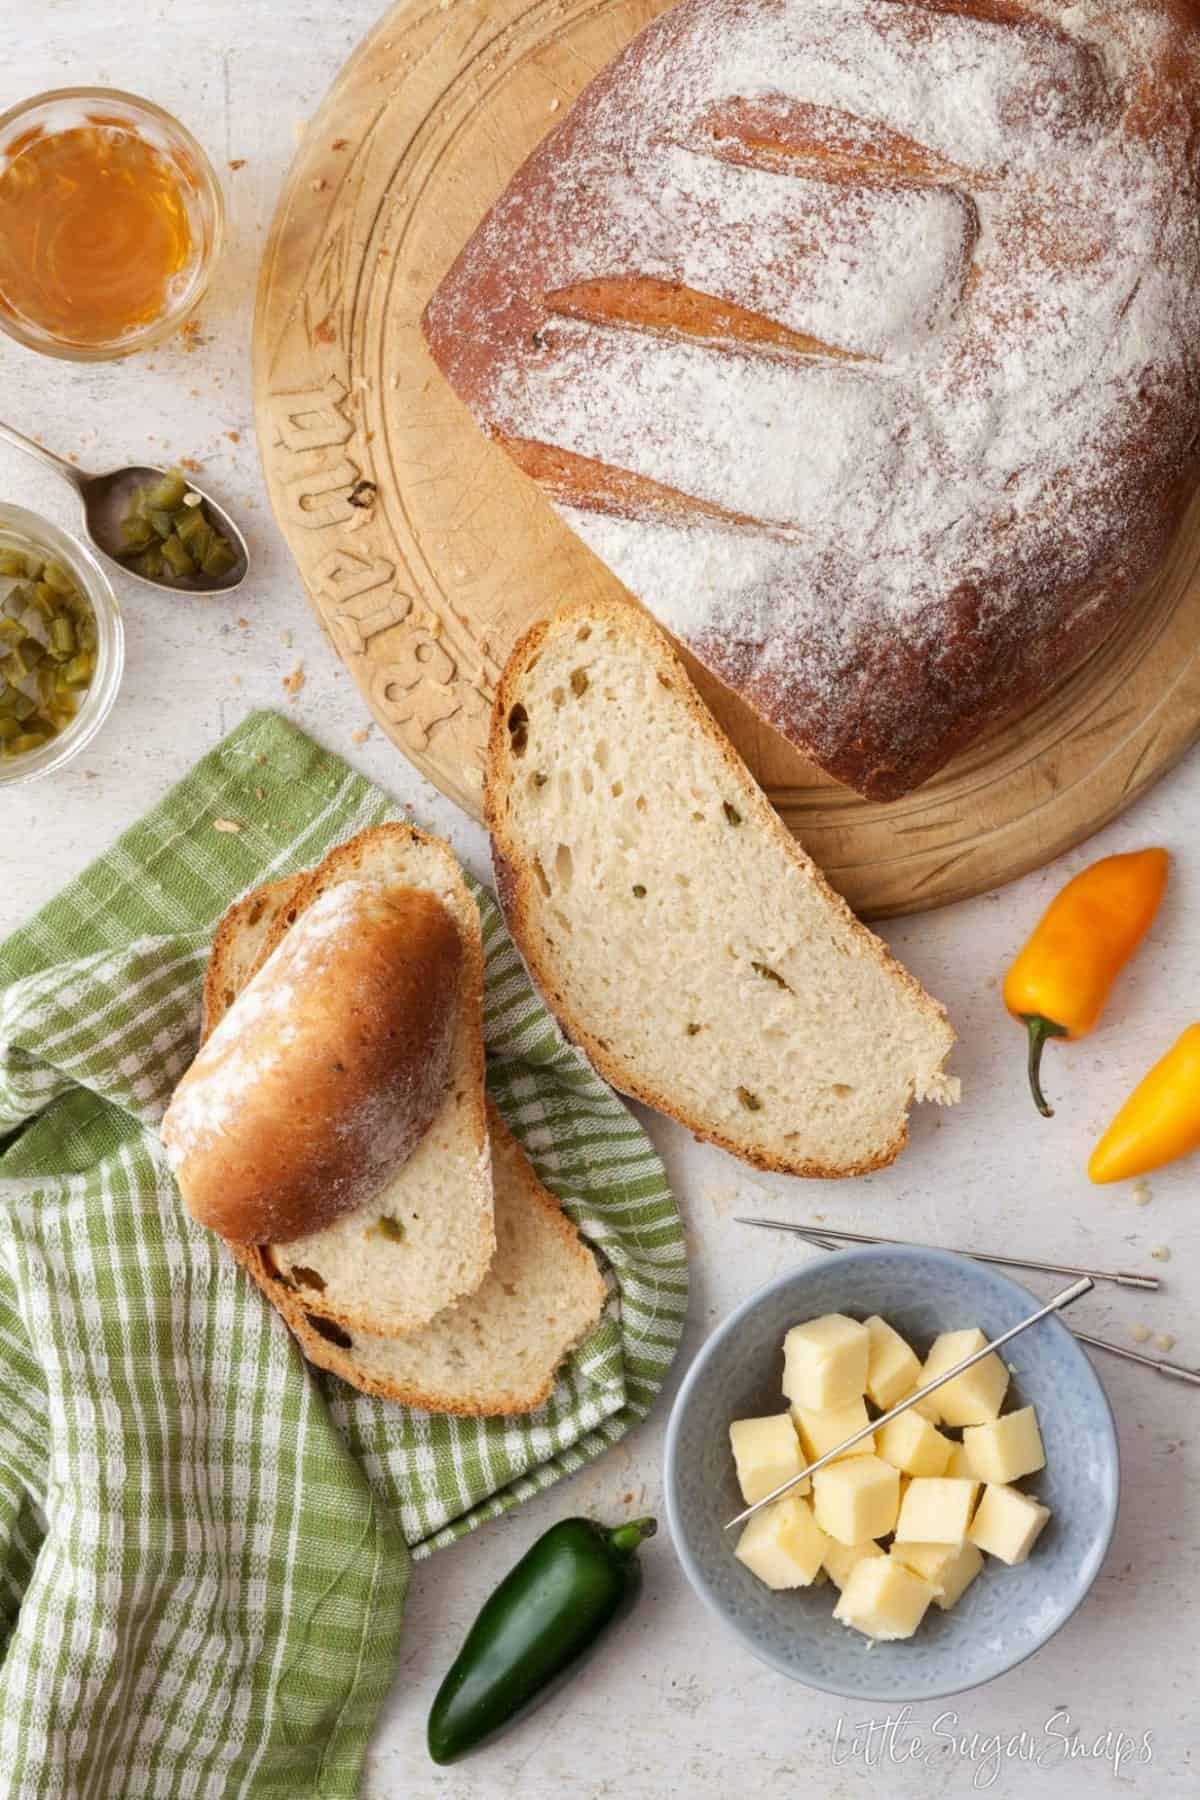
0, 89, 224, 361
0, 505, 124, 786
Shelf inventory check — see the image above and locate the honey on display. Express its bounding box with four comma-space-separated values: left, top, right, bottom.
0, 115, 197, 351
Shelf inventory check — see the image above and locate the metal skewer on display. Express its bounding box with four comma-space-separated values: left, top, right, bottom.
735, 1217, 1160, 1290
740, 1218, 1200, 1386
724, 1276, 1093, 1531
1069, 1329, 1200, 1386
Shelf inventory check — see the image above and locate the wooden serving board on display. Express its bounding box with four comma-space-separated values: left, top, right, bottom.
252, 0, 1200, 918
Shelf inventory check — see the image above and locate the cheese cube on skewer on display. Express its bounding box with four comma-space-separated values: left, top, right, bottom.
791, 1398, 874, 1463
919, 1328, 1010, 1426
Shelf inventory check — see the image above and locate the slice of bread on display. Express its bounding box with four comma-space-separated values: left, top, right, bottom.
200, 824, 494, 1337
486, 601, 959, 1178
273, 1102, 607, 1415
205, 868, 606, 1414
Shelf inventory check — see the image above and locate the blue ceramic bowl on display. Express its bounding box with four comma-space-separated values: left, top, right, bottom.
664, 1246, 1118, 1701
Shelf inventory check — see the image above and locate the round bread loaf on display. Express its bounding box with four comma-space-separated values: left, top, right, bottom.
423, 0, 1200, 799
162, 879, 462, 1243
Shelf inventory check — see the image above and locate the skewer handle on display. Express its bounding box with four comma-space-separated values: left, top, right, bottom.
1071, 1329, 1200, 1385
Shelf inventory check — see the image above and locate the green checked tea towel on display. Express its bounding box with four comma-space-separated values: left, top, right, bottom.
0, 711, 687, 1800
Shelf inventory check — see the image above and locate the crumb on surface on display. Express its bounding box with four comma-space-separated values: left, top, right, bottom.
212, 818, 241, 834
1131, 1324, 1152, 1344
237, 617, 250, 630
1150, 1245, 1171, 1262
227, 430, 241, 444
180, 456, 204, 473
331, 137, 349, 150
178, 320, 202, 352
282, 662, 306, 700
1131, 1179, 1152, 1206
351, 727, 371, 744
1155, 1333, 1176, 1352
228, 158, 246, 171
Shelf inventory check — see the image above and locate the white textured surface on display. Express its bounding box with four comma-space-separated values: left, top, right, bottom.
2, 6, 1197, 1796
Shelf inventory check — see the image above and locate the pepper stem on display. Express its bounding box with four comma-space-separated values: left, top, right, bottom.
1022, 1015, 1069, 1118
607, 1517, 657, 1555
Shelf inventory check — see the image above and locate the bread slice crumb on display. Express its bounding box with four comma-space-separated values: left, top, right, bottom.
486, 600, 958, 1179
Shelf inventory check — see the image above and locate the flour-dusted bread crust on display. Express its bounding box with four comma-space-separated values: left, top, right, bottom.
198, 824, 495, 1338
487, 601, 958, 1177
424, 0, 1200, 800
274, 1104, 608, 1415
163, 881, 462, 1244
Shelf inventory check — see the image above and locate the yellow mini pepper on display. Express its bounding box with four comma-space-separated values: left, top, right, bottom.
1003, 847, 1169, 1117
1089, 1024, 1200, 1183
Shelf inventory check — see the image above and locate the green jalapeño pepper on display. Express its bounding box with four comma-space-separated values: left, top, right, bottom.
427, 1515, 656, 1763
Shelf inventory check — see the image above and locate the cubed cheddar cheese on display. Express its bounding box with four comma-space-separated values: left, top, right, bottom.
812, 1454, 900, 1545
729, 1413, 807, 1505
894, 1477, 979, 1546
822, 1537, 886, 1591
735, 1494, 829, 1589
725, 1311, 1052, 1646
876, 1410, 954, 1477
782, 1314, 869, 1411
893, 1541, 985, 1610
963, 1406, 1045, 1485
864, 1314, 922, 1409
833, 1553, 936, 1641
791, 1398, 874, 1463
943, 1440, 978, 1480
969, 1483, 1051, 1565
920, 1329, 1010, 1427
895, 1383, 941, 1423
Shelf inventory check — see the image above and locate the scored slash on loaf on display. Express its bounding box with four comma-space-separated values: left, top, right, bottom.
424, 0, 1200, 799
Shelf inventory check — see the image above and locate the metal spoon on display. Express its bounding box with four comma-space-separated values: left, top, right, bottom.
0, 418, 248, 594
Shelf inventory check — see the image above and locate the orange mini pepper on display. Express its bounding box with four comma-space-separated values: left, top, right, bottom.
1003, 848, 1169, 1117
1089, 1023, 1200, 1183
